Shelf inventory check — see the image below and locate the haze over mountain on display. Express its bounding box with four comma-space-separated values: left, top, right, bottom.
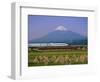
29, 26, 87, 45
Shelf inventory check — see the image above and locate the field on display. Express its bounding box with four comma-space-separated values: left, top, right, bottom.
28, 45, 88, 66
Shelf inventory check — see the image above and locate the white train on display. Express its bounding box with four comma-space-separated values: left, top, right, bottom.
28, 43, 68, 47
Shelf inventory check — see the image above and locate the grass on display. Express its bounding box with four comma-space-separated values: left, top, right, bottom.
28, 50, 88, 66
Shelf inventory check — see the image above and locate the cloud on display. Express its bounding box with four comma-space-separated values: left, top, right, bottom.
55, 25, 67, 31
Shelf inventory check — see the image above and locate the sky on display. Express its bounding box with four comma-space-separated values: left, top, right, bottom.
28, 15, 88, 41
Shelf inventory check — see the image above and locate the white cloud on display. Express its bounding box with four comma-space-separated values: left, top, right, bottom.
55, 25, 67, 31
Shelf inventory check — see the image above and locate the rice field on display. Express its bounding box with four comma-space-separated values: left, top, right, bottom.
28, 48, 88, 66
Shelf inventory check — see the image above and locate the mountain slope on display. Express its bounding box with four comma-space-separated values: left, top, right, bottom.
29, 30, 87, 45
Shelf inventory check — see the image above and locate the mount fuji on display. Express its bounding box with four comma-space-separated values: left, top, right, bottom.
29, 26, 87, 45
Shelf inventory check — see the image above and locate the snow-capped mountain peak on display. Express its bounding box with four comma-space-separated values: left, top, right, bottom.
55, 25, 68, 31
